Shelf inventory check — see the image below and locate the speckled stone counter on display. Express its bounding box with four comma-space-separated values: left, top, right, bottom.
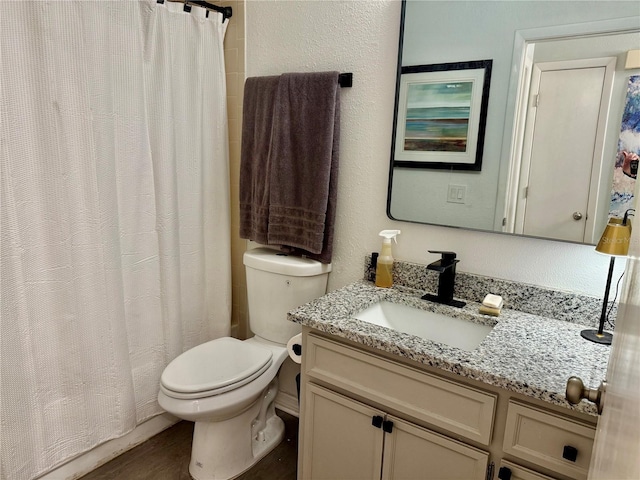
367, 256, 617, 328
288, 280, 611, 417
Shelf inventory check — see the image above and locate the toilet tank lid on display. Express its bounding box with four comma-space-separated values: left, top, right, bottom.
243, 248, 332, 276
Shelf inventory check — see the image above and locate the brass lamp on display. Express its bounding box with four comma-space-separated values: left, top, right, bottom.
581, 209, 634, 344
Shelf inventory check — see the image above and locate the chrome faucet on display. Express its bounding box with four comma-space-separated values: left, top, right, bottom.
421, 250, 466, 308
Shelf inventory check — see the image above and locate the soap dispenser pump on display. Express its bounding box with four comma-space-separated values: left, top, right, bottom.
375, 230, 400, 288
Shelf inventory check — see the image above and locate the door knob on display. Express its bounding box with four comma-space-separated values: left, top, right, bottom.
573, 212, 583, 220
565, 376, 606, 414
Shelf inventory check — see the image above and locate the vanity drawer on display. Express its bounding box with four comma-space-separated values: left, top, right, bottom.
304, 333, 496, 445
498, 460, 556, 480
503, 401, 595, 479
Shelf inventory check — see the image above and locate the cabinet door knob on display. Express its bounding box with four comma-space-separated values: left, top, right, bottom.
371, 415, 383, 428
497, 466, 512, 480
565, 376, 607, 414
382, 420, 394, 433
573, 212, 583, 220
563, 445, 578, 462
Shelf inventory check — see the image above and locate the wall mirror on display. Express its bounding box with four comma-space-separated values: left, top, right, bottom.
387, 0, 640, 245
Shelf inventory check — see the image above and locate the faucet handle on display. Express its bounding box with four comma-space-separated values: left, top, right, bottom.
427, 250, 459, 271
428, 250, 457, 260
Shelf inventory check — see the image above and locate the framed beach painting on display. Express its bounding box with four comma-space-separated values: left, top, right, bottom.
393, 60, 492, 171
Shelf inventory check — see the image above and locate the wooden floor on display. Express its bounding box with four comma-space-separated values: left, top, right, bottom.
81, 410, 298, 480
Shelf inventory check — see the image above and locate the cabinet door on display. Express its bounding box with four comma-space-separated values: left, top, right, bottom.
301, 384, 385, 480
381, 415, 489, 480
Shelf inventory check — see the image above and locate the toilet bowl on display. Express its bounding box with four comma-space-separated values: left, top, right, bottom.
158, 336, 289, 479
158, 248, 331, 480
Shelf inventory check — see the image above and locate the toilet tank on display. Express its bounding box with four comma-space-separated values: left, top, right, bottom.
243, 248, 331, 344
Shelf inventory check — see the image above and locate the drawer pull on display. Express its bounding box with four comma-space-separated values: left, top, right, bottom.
382, 420, 394, 433
372, 415, 383, 428
563, 445, 578, 462
497, 466, 512, 480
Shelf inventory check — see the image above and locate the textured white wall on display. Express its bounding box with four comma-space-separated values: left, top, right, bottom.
245, 0, 620, 297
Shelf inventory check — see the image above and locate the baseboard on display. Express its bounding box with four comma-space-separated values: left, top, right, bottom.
275, 390, 299, 418
37, 413, 179, 480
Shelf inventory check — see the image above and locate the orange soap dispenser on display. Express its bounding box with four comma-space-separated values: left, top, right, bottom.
375, 229, 400, 288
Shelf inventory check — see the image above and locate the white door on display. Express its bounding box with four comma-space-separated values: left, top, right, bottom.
588, 180, 640, 478
515, 58, 615, 243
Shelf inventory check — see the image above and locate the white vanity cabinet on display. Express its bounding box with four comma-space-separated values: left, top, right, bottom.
298, 330, 597, 480
302, 384, 489, 479
299, 332, 495, 479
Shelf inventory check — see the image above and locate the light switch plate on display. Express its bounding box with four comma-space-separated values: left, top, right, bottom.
447, 184, 466, 204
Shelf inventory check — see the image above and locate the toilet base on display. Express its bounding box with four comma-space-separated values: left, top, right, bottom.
188, 384, 285, 480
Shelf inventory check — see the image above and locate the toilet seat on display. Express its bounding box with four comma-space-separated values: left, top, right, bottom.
160, 337, 273, 400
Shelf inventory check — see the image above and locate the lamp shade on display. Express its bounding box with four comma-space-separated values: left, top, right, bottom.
595, 220, 631, 256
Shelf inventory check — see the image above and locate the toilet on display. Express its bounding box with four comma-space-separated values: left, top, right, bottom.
158, 247, 331, 480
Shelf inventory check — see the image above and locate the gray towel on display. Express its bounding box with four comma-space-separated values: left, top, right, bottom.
239, 72, 340, 264
267, 72, 340, 263
239, 75, 280, 244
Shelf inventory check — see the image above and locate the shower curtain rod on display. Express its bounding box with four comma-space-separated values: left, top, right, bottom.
157, 0, 233, 22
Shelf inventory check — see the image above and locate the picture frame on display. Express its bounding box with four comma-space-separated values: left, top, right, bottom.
393, 60, 492, 171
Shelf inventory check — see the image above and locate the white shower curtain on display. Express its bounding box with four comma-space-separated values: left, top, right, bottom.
0, 1, 231, 479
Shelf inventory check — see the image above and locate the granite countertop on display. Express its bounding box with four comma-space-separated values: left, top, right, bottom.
288, 281, 611, 416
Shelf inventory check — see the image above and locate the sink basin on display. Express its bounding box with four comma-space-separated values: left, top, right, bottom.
354, 301, 493, 351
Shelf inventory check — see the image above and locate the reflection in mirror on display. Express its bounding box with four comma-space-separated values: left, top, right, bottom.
388, 0, 640, 244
